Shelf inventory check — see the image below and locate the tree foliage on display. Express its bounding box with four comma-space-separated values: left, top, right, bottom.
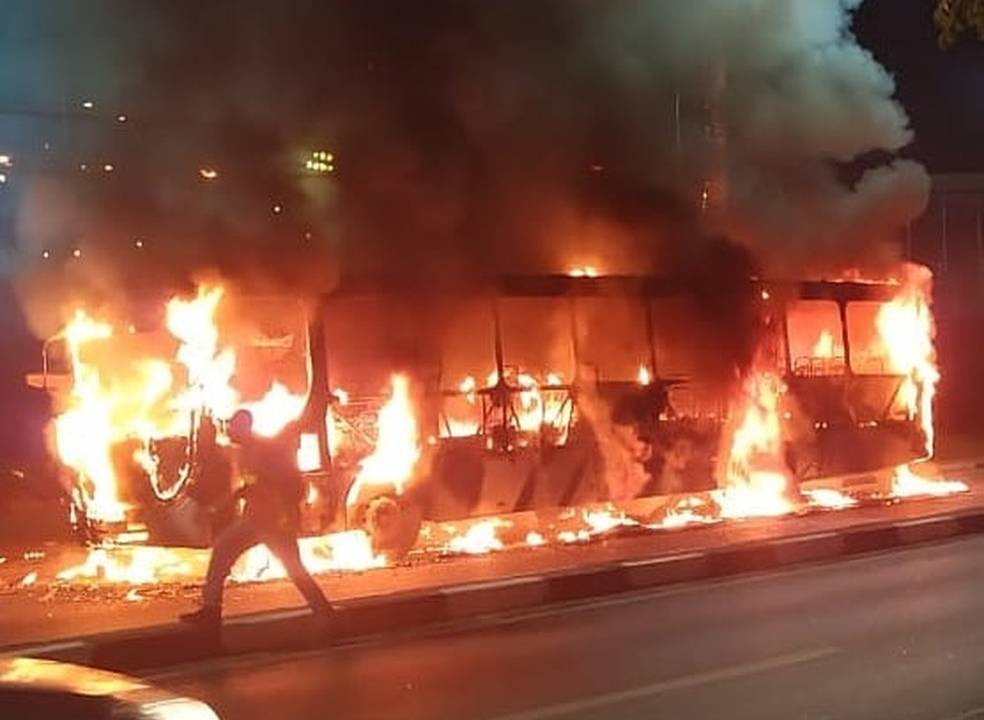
935, 0, 984, 48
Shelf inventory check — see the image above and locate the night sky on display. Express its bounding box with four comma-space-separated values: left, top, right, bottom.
855, 0, 984, 173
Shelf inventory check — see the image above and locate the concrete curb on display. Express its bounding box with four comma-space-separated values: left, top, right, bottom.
6, 505, 984, 673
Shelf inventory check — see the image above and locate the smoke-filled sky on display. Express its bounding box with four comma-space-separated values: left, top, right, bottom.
0, 0, 979, 290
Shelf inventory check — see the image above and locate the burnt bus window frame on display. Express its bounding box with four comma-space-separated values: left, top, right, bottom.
571, 294, 654, 384
784, 298, 848, 378
228, 294, 313, 405
42, 337, 71, 384
487, 295, 577, 445
778, 288, 919, 429
844, 300, 896, 376
310, 276, 904, 466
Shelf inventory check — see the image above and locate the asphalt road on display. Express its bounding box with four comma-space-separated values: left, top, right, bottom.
147, 534, 984, 720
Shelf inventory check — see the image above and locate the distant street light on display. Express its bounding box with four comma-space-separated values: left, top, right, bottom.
304, 150, 334, 174
199, 167, 218, 180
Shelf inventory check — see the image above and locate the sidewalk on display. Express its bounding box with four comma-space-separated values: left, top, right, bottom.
1, 458, 981, 673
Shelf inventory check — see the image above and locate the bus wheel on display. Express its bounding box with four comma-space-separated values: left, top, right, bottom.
362, 494, 422, 561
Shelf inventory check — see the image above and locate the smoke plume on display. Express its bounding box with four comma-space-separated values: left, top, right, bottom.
4, 0, 925, 326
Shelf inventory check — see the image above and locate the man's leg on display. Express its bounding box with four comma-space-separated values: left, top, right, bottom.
264, 529, 331, 613
200, 517, 261, 610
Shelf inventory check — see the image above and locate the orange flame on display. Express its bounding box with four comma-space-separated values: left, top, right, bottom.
53, 311, 126, 523
243, 381, 306, 437
653, 496, 718, 529
166, 286, 238, 421
812, 330, 835, 359
876, 265, 938, 457
345, 374, 420, 507
447, 518, 510, 555
440, 374, 481, 438
891, 464, 968, 498
515, 372, 571, 438
51, 285, 309, 526
442, 370, 572, 441
232, 530, 386, 581
56, 546, 193, 584
716, 371, 794, 518
56, 529, 385, 586
297, 432, 321, 472
582, 506, 637, 534
802, 487, 857, 510
568, 266, 600, 278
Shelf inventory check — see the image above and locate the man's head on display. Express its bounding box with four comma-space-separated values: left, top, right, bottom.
227, 409, 254, 445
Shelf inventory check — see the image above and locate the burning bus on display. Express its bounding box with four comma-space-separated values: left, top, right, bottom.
28, 267, 943, 560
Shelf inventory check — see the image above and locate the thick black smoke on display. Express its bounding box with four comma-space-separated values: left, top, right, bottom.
5, 1, 924, 344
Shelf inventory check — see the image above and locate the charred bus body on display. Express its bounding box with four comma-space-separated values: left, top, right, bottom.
31, 275, 926, 552
307, 275, 924, 555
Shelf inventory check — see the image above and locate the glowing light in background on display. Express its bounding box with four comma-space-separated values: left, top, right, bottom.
305, 150, 334, 174
568, 266, 600, 278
